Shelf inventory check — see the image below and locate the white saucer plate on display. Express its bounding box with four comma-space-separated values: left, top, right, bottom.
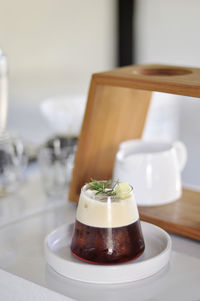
44, 222, 172, 284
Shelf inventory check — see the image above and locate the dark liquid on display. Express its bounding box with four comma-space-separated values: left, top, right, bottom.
71, 220, 145, 264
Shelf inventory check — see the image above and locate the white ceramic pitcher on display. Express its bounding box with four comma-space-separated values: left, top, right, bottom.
113, 140, 187, 206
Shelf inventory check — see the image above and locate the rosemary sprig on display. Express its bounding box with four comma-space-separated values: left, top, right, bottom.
87, 179, 118, 196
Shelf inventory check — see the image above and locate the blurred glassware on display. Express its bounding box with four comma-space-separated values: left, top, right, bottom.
0, 49, 8, 135
0, 131, 27, 197
40, 95, 86, 137
37, 135, 76, 199
45, 135, 77, 149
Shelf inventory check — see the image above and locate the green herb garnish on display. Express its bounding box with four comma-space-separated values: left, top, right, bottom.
87, 179, 118, 196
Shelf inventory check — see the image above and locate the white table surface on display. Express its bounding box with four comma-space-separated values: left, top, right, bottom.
0, 167, 200, 301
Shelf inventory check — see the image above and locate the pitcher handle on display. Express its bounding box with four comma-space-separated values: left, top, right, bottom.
173, 141, 187, 172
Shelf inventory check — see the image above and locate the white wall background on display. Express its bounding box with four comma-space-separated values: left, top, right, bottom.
135, 0, 200, 187
0, 0, 117, 104
135, 0, 200, 66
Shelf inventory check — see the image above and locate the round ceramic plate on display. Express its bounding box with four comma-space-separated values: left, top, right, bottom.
44, 222, 171, 284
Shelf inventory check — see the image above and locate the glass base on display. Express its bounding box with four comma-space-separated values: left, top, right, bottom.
71, 248, 145, 265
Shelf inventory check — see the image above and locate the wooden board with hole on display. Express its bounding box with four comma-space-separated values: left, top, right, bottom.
69, 64, 200, 240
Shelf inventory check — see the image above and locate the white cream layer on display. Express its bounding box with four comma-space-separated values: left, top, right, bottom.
76, 189, 139, 228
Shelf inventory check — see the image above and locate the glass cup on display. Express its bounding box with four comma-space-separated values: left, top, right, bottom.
0, 131, 27, 197
37, 141, 75, 199
71, 182, 145, 264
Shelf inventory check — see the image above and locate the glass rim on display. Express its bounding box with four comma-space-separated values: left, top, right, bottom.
38, 144, 75, 153
0, 131, 12, 144
81, 181, 133, 200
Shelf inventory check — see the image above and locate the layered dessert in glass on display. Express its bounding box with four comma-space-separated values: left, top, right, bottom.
71, 180, 145, 264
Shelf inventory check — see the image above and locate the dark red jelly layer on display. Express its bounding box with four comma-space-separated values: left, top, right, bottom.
71, 219, 145, 264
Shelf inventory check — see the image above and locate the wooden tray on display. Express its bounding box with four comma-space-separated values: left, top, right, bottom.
139, 188, 200, 241
69, 64, 200, 241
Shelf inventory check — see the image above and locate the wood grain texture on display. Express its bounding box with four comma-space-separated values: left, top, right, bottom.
139, 188, 200, 241
94, 64, 200, 97
69, 77, 152, 202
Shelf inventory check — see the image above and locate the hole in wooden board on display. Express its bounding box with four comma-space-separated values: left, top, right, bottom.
134, 67, 192, 76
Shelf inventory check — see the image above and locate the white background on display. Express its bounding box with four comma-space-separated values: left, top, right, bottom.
0, 0, 117, 104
